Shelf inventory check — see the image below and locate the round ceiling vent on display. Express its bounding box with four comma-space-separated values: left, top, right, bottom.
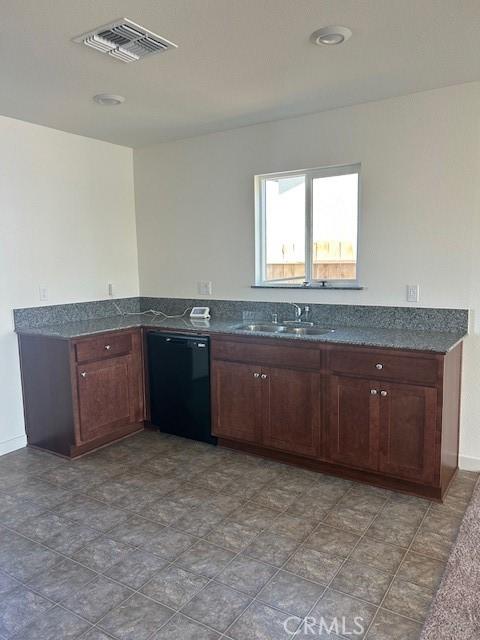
93, 93, 126, 106
311, 26, 352, 46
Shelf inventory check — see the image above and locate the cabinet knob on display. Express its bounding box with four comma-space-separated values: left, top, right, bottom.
261, 374, 268, 380
380, 390, 388, 397
80, 372, 87, 378
253, 372, 260, 378
370, 389, 378, 395
104, 344, 111, 350
375, 363, 383, 370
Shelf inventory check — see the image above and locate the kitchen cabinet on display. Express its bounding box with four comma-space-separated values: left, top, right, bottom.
377, 381, 437, 484
211, 340, 322, 458
18, 325, 462, 499
76, 355, 141, 444
211, 335, 462, 500
18, 329, 144, 457
328, 376, 380, 471
262, 367, 321, 457
327, 376, 437, 484
212, 360, 262, 444
326, 346, 444, 488
212, 358, 321, 458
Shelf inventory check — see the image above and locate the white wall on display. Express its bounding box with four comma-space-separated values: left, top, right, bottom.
134, 82, 480, 469
0, 115, 139, 455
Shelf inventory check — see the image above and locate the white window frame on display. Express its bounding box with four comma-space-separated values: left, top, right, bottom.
254, 163, 361, 288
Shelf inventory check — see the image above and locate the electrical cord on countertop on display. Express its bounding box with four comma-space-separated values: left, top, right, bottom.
112, 300, 192, 319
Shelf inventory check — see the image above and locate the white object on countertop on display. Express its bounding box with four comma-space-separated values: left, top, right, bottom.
190, 306, 210, 319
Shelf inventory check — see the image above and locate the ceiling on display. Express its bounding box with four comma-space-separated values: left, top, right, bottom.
1, 0, 480, 148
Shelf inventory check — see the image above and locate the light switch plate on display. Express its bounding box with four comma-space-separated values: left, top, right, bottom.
39, 286, 48, 301
406, 284, 420, 303
197, 281, 212, 296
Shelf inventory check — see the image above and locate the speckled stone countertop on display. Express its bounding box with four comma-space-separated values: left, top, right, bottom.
15, 313, 466, 353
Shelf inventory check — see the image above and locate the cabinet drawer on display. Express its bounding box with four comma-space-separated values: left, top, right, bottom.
75, 333, 132, 363
211, 338, 321, 370
329, 348, 439, 386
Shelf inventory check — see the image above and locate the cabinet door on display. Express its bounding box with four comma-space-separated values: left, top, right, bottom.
76, 355, 138, 443
211, 360, 262, 444
328, 376, 380, 471
262, 367, 321, 458
378, 382, 437, 484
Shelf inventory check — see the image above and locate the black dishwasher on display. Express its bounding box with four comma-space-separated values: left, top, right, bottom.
147, 332, 216, 445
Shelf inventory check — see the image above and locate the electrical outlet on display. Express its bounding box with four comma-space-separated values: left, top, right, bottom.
197, 281, 212, 296
39, 286, 48, 301
107, 283, 114, 297
406, 284, 420, 303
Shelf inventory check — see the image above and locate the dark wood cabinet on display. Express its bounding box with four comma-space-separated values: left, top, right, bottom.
19, 329, 144, 457
263, 367, 321, 457
211, 343, 323, 459
211, 335, 462, 500
329, 348, 439, 386
378, 382, 437, 484
212, 360, 262, 444
76, 355, 140, 444
328, 376, 380, 471
18, 326, 462, 500
327, 376, 437, 483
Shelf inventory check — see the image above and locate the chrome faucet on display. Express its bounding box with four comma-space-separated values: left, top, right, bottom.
291, 303, 302, 321
288, 303, 312, 324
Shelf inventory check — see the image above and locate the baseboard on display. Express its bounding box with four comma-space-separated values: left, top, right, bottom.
459, 454, 480, 471
0, 434, 27, 456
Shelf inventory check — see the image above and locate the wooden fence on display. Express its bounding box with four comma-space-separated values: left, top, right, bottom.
266, 261, 356, 281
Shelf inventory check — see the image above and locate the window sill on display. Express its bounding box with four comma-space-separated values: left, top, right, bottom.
251, 284, 364, 291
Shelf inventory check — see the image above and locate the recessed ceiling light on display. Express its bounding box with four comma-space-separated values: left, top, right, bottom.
311, 26, 352, 46
93, 93, 125, 106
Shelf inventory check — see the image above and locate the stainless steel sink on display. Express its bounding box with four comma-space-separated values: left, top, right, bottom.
284, 326, 335, 336
236, 323, 288, 333
236, 323, 334, 336
282, 320, 315, 327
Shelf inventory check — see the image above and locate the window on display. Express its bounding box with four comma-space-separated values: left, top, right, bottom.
255, 163, 360, 287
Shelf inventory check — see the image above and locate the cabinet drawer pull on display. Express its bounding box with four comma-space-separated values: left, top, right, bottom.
261, 374, 268, 380
375, 363, 383, 370
80, 372, 87, 378
380, 390, 388, 397
370, 389, 378, 395
253, 372, 260, 378
104, 344, 111, 350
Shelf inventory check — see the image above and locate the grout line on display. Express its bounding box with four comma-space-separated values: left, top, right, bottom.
109, 463, 334, 638
220, 479, 358, 639
0, 490, 427, 640
287, 489, 392, 640
360, 500, 434, 639
0, 453, 319, 639
283, 489, 441, 640
164, 472, 327, 639
0, 439, 472, 640
0, 489, 424, 640
100, 464, 327, 639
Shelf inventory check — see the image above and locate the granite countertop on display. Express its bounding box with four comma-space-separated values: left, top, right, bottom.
15, 313, 466, 353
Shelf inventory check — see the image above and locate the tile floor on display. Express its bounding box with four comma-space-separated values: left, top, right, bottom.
0, 431, 477, 640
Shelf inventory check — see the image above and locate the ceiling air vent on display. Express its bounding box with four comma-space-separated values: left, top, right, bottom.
73, 18, 177, 63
